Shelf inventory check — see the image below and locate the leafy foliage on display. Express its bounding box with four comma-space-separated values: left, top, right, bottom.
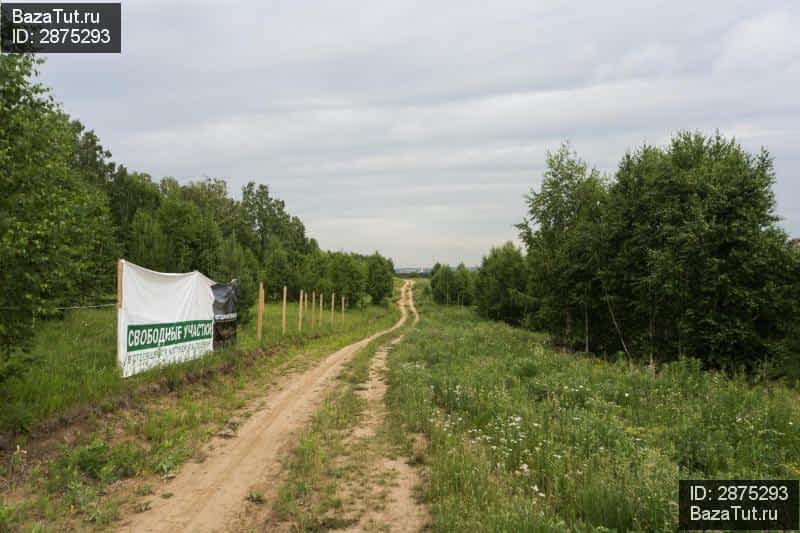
431, 263, 476, 306
483, 135, 800, 371
365, 252, 394, 304
0, 55, 396, 388
431, 264, 455, 304
0, 55, 117, 380
474, 243, 527, 324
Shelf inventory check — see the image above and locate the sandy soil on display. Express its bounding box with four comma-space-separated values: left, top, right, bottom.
118, 281, 415, 533
341, 331, 429, 533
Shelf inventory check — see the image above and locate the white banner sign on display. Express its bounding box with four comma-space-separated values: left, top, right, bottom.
117, 260, 216, 378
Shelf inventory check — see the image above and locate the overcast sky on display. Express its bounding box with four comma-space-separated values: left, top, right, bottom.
36, 0, 800, 267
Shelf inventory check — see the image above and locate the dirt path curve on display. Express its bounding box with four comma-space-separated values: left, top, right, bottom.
120, 281, 415, 533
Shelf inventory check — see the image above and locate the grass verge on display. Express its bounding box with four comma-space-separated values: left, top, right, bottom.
384, 282, 800, 531
0, 300, 400, 532
1, 299, 376, 435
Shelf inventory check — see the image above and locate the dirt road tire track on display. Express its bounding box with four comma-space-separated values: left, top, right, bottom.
119, 281, 415, 533
341, 331, 428, 532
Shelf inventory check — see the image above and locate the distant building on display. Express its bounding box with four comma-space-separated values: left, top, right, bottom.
395, 267, 432, 276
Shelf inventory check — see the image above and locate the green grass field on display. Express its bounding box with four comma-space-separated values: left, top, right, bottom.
386, 282, 800, 531
1, 299, 388, 434
0, 299, 400, 530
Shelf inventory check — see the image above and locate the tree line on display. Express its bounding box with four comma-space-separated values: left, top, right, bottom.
443, 134, 800, 375
429, 263, 475, 306
0, 55, 394, 381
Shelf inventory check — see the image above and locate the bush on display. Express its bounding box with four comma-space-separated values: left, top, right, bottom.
494, 133, 800, 370
365, 252, 393, 304
474, 243, 527, 323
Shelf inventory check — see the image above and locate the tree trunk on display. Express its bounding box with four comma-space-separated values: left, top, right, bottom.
584, 298, 589, 354
602, 279, 631, 359
565, 309, 572, 347
649, 304, 655, 373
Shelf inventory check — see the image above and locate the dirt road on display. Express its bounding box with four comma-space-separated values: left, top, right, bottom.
340, 331, 428, 532
120, 281, 415, 533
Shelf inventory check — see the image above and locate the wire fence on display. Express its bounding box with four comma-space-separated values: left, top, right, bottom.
53, 303, 116, 310
0, 303, 116, 311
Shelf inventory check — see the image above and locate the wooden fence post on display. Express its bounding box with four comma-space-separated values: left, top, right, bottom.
257, 281, 264, 341
331, 292, 335, 324
282, 286, 287, 335
320, 293, 324, 325
341, 295, 345, 322
116, 259, 123, 374
311, 290, 316, 328
117, 259, 123, 308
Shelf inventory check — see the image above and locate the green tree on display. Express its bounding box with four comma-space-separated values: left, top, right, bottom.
431, 264, 455, 304
128, 209, 168, 271
107, 167, 161, 255
182, 178, 239, 238
517, 142, 606, 347
327, 252, 366, 307
0, 54, 409, 388
241, 182, 309, 259
602, 132, 799, 368
214, 233, 259, 323
453, 263, 475, 306
475, 243, 527, 324
262, 242, 291, 300
366, 252, 394, 304
68, 120, 115, 190
0, 55, 116, 379
155, 193, 222, 275
513, 133, 800, 370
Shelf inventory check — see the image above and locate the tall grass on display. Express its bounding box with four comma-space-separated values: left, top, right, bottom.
274, 319, 410, 530
2, 299, 393, 434
1, 298, 400, 530
386, 284, 800, 531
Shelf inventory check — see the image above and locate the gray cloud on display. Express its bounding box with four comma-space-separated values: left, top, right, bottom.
39, 0, 800, 266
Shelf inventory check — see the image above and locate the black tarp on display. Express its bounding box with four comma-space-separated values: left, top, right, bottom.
212, 280, 238, 349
